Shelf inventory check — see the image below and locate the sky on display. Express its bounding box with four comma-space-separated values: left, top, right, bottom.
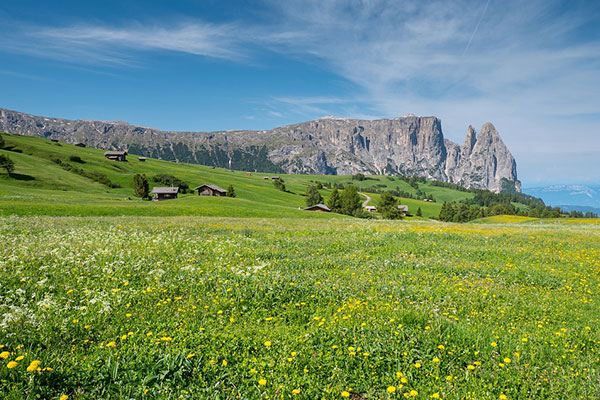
0, 0, 599, 186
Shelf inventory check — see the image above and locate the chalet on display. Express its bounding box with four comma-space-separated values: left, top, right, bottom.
263, 177, 269, 180
138, 157, 147, 162
304, 204, 331, 212
271, 176, 280, 180
365, 205, 377, 213
151, 187, 179, 201
51, 139, 59, 143
75, 143, 86, 147
104, 150, 128, 161
194, 184, 227, 197
397, 205, 409, 216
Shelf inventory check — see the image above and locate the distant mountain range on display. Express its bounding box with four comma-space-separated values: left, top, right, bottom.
524, 185, 600, 211
0, 108, 520, 193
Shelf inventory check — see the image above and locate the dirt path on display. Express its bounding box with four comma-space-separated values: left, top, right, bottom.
359, 192, 370, 207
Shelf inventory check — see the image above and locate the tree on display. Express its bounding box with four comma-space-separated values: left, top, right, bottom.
340, 185, 362, 216
0, 154, 15, 175
438, 202, 455, 222
0, 133, 5, 149
273, 178, 286, 192
416, 207, 422, 217
226, 185, 236, 198
327, 188, 341, 212
305, 185, 323, 207
377, 191, 403, 219
133, 174, 149, 198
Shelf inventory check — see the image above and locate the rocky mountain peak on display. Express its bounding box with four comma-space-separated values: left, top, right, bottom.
0, 107, 520, 193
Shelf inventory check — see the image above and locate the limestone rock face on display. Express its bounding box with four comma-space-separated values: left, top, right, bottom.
0, 108, 520, 192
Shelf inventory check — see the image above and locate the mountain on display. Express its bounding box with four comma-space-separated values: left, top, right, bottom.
557, 205, 600, 214
0, 108, 520, 192
525, 185, 600, 208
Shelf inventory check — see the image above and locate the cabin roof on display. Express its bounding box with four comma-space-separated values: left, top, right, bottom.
303, 204, 331, 211
104, 150, 128, 156
194, 184, 227, 193
151, 187, 179, 194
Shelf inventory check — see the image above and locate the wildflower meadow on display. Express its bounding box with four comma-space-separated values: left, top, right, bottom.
0, 216, 598, 399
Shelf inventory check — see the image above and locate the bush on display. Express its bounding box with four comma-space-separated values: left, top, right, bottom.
68, 155, 85, 163
226, 185, 236, 198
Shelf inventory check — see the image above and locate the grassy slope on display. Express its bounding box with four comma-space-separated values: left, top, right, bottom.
0, 133, 516, 218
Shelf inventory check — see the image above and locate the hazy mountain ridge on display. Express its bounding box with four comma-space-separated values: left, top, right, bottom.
525, 185, 600, 208
0, 108, 520, 192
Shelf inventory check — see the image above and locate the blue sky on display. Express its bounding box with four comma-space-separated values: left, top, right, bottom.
1, 0, 599, 186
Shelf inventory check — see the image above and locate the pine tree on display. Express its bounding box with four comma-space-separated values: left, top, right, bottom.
305, 185, 323, 207
340, 185, 362, 216
377, 191, 403, 219
416, 207, 422, 217
0, 133, 5, 149
226, 185, 236, 198
0, 154, 15, 176
133, 174, 149, 199
327, 188, 341, 212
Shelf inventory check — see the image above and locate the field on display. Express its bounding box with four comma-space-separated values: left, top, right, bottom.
1, 216, 599, 399
0, 133, 464, 218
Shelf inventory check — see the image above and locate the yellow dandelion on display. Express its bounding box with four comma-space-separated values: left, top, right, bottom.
396, 371, 403, 378
500, 395, 507, 400
387, 386, 396, 393
264, 341, 272, 347
258, 378, 266, 386
410, 390, 419, 397
503, 357, 511, 364
341, 391, 350, 398
433, 357, 440, 363
15, 355, 24, 361
106, 341, 116, 347
414, 362, 421, 368
467, 365, 475, 370
60, 396, 69, 400
491, 342, 498, 347
431, 393, 440, 399
27, 360, 41, 372
7, 361, 18, 369
222, 360, 227, 366
292, 388, 300, 395
0, 351, 9, 359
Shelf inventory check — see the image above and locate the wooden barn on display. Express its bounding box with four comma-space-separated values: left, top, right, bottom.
397, 205, 409, 216
194, 184, 227, 197
303, 204, 331, 212
151, 187, 179, 201
104, 150, 128, 161
138, 157, 147, 162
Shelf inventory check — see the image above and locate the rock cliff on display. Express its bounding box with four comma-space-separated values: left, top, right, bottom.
0, 108, 520, 192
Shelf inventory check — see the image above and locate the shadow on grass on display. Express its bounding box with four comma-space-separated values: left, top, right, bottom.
6, 173, 36, 181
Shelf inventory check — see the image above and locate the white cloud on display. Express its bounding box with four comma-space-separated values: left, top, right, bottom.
2, 0, 598, 183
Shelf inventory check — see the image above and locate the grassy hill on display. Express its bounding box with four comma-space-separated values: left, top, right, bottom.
0, 132, 521, 218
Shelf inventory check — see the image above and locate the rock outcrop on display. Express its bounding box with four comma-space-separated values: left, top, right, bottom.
0, 108, 520, 192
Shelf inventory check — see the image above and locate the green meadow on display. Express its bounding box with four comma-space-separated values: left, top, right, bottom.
0, 133, 453, 218
0, 217, 599, 399
1, 133, 599, 399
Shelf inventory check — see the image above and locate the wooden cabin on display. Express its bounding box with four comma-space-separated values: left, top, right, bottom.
151, 187, 179, 201
75, 143, 86, 147
303, 204, 331, 212
138, 157, 147, 162
104, 150, 128, 161
365, 205, 377, 213
397, 205, 409, 216
194, 184, 227, 197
